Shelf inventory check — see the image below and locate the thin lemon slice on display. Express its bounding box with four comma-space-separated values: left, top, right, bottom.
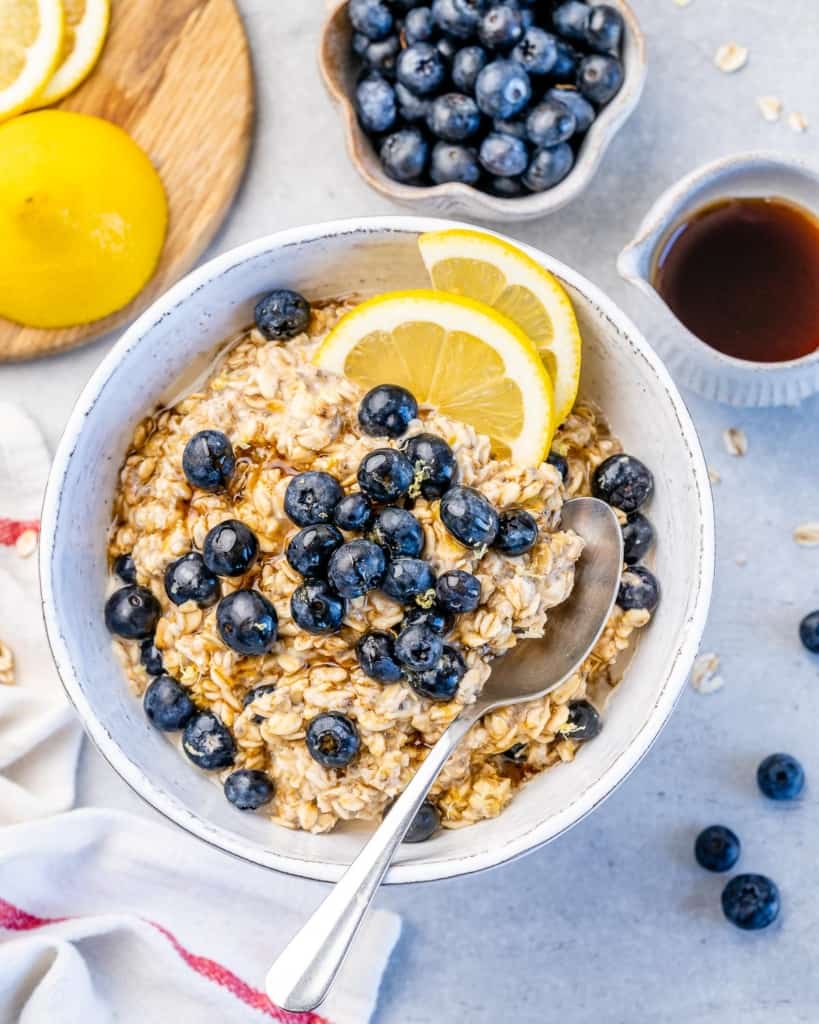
314, 290, 555, 466
418, 228, 582, 428
33, 0, 109, 106
0, 0, 64, 121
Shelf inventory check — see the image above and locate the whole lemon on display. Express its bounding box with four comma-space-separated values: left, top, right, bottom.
0, 110, 167, 328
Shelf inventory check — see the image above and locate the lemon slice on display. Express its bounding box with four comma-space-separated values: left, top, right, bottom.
314, 289, 555, 466
418, 228, 582, 428
33, 0, 110, 106
0, 0, 64, 121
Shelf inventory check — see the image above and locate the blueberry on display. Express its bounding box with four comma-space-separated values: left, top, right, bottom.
105, 585, 160, 639
757, 753, 805, 801
328, 539, 387, 597
381, 557, 436, 604
548, 40, 580, 83
436, 569, 481, 613
113, 553, 137, 584
254, 289, 311, 341
140, 638, 164, 676
492, 114, 527, 139
522, 143, 574, 191
584, 4, 623, 54
243, 683, 276, 720
355, 73, 397, 133
352, 30, 370, 56
721, 874, 780, 931
622, 511, 654, 565
357, 448, 414, 503
546, 85, 595, 131
546, 450, 569, 481
216, 589, 278, 655
291, 580, 345, 634
285, 471, 344, 526
799, 610, 819, 653
164, 552, 221, 607
396, 42, 446, 96
182, 430, 235, 492
362, 34, 401, 76
395, 82, 432, 123
617, 566, 660, 613
334, 493, 375, 533
430, 142, 481, 184
436, 35, 458, 60
478, 4, 525, 50
431, 0, 486, 40
224, 769, 275, 810
427, 92, 482, 141
357, 629, 404, 682
511, 26, 557, 74
452, 45, 489, 92
402, 432, 458, 498
143, 675, 196, 731
577, 53, 623, 105
440, 485, 499, 548
551, 0, 590, 42
592, 454, 654, 512
359, 384, 418, 438
487, 174, 526, 197
526, 97, 575, 146
404, 5, 435, 43
403, 801, 441, 842
182, 710, 236, 770
306, 711, 361, 768
478, 131, 529, 176
348, 0, 394, 40
408, 644, 466, 700
501, 742, 528, 763
402, 602, 454, 635
373, 507, 425, 557
493, 508, 539, 555
395, 622, 444, 670
380, 127, 429, 181
203, 520, 259, 577
562, 699, 601, 740
475, 59, 531, 118
286, 524, 344, 578
695, 825, 741, 873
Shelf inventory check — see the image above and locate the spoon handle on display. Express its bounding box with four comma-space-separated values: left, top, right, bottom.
265, 703, 484, 1013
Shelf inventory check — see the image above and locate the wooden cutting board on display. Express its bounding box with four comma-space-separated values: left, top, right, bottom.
0, 0, 254, 362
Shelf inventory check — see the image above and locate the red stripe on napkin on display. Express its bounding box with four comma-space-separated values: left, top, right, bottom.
0, 519, 40, 545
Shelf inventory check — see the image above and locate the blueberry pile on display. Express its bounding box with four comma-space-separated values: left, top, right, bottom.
347, 0, 625, 196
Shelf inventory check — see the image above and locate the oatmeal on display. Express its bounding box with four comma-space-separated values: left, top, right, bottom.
107, 297, 655, 835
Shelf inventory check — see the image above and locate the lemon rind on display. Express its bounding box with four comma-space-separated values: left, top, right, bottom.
33, 0, 110, 107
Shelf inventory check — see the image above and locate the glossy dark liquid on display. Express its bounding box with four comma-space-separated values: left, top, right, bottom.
653, 197, 819, 362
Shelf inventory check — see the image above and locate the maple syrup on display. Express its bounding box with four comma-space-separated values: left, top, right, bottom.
653, 197, 819, 362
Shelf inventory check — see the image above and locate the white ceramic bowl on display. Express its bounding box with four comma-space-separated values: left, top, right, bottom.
40, 217, 714, 884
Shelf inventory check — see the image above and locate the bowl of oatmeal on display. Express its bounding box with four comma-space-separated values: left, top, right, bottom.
40, 217, 714, 883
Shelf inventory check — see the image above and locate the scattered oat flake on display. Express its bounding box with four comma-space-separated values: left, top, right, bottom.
735, 553, 748, 567
788, 111, 808, 133
722, 428, 747, 456
757, 96, 782, 122
793, 523, 819, 547
0, 641, 14, 686
715, 43, 748, 73
708, 466, 721, 485
15, 529, 38, 558
691, 653, 724, 695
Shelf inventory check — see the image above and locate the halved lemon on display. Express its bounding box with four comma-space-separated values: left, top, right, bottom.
314, 290, 555, 466
33, 0, 110, 107
0, 0, 64, 122
418, 228, 582, 428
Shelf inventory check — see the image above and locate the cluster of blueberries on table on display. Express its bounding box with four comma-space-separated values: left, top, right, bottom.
348, 0, 625, 194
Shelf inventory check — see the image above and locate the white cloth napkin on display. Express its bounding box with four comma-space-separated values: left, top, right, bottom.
0, 404, 401, 1023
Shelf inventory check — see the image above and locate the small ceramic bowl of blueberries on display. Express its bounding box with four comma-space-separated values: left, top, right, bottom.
320, 0, 646, 220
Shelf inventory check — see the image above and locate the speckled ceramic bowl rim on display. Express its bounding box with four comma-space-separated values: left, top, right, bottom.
40, 216, 714, 884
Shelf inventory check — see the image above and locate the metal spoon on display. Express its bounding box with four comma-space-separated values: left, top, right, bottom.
266, 496, 623, 1012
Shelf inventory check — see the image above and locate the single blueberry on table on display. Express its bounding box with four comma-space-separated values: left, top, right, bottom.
617, 566, 660, 613
306, 712, 361, 768
546, 85, 595, 132
286, 524, 344, 578
216, 589, 278, 655
551, 0, 590, 42
113, 553, 136, 585
404, 5, 435, 43
511, 26, 557, 75
164, 552, 221, 608
799, 610, 819, 653
291, 579, 345, 635
105, 585, 160, 639
427, 92, 482, 141
488, 174, 526, 197
546, 450, 569, 481
431, 0, 487, 40
396, 42, 447, 96
440, 485, 499, 548
395, 82, 432, 123
373, 506, 425, 558
577, 53, 624, 105
584, 3, 623, 54
328, 539, 387, 598
478, 131, 529, 176
402, 602, 454, 636
183, 710, 236, 770
526, 96, 575, 147
355, 74, 397, 133
562, 699, 601, 740
395, 622, 444, 671
224, 769, 275, 810
721, 874, 780, 931
436, 569, 481, 613
348, 0, 394, 40
402, 433, 458, 499
695, 825, 741, 873
182, 430, 235, 492
203, 519, 259, 577
254, 289, 311, 341
430, 142, 481, 184
757, 753, 805, 801
143, 675, 196, 731
592, 453, 654, 513
380, 128, 430, 181
478, 4, 525, 50
475, 59, 531, 118
334, 493, 375, 534
403, 801, 441, 842
284, 471, 343, 527
523, 143, 574, 191
359, 384, 418, 438
362, 34, 401, 77
622, 511, 654, 566
140, 637, 164, 677
451, 45, 489, 92
357, 448, 414, 503
357, 629, 404, 683
381, 557, 437, 604
493, 508, 539, 555
408, 644, 466, 701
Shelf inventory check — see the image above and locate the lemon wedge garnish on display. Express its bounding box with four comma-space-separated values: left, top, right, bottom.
0, 110, 167, 328
314, 290, 555, 466
0, 0, 63, 122
418, 228, 582, 428
32, 0, 110, 106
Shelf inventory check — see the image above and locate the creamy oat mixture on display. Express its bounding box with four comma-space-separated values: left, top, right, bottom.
109, 302, 651, 833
